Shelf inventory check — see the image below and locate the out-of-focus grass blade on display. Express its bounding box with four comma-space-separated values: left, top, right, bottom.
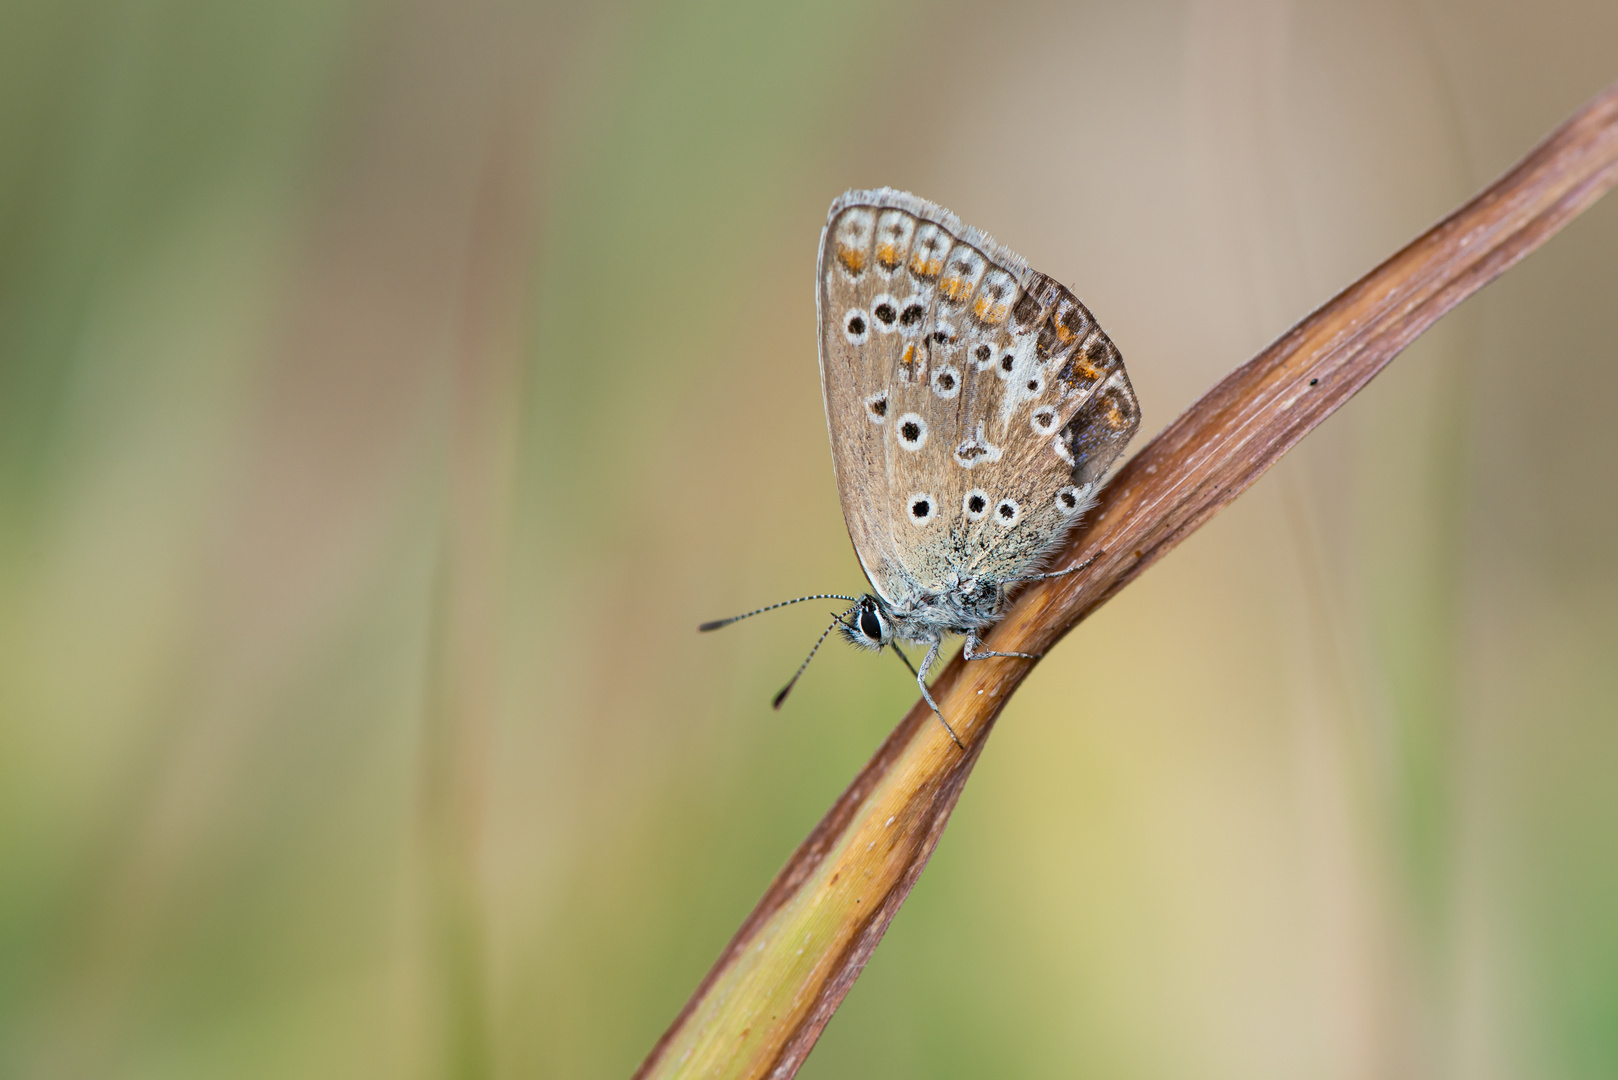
635, 79, 1618, 1080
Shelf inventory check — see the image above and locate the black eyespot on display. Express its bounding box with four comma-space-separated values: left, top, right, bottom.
939, 373, 955, 389
1027, 379, 1038, 391
932, 330, 948, 344
859, 610, 882, 641
868, 395, 887, 417
875, 303, 897, 324
911, 499, 930, 518
900, 303, 925, 326
1000, 354, 1014, 371
1061, 491, 1077, 508
901, 421, 920, 442
975, 344, 991, 362
968, 494, 986, 513
998, 502, 1015, 519
848, 315, 865, 335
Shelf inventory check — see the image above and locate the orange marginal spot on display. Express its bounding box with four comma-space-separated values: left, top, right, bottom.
940, 277, 968, 302
1054, 321, 1077, 344
1106, 404, 1124, 427
910, 252, 943, 277
900, 343, 918, 368
876, 242, 900, 269
973, 294, 1009, 324
837, 245, 866, 273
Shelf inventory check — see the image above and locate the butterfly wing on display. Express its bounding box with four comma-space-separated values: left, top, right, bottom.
817, 189, 1140, 612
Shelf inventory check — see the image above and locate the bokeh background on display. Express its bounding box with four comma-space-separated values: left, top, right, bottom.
1, 0, 1615, 1077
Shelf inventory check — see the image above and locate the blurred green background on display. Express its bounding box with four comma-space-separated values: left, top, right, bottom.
1, 0, 1616, 1077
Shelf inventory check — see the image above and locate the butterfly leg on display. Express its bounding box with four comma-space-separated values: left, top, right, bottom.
914, 637, 965, 750
963, 630, 1042, 662
1011, 550, 1102, 584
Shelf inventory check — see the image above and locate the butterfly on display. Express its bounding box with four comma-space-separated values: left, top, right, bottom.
703, 189, 1141, 746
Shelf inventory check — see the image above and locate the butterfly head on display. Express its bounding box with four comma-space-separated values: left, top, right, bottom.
838, 595, 892, 652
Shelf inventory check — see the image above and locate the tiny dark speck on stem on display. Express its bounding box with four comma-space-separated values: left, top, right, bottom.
1309, 377, 1319, 385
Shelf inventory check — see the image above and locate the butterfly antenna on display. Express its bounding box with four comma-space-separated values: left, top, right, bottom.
771, 615, 842, 709
699, 594, 858, 633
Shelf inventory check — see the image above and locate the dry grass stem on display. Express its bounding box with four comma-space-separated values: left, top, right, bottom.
635, 79, 1618, 1080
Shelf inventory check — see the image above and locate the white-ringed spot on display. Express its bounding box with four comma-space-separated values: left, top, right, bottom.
931, 365, 961, 399
1054, 430, 1076, 466
843, 307, 870, 345
871, 293, 900, 332
1031, 406, 1058, 435
907, 493, 937, 526
972, 342, 995, 371
895, 412, 928, 451
896, 294, 928, 336
864, 390, 889, 423
1023, 371, 1046, 396
953, 422, 1002, 468
995, 498, 1022, 527
1054, 485, 1085, 516
963, 489, 990, 521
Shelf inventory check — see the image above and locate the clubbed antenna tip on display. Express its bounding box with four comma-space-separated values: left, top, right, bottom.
771, 614, 844, 711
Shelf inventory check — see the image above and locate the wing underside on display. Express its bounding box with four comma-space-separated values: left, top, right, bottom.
816, 188, 1140, 609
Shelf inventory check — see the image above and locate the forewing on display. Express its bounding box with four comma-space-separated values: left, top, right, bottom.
818, 202, 909, 600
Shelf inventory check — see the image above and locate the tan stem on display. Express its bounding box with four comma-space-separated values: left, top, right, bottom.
635, 79, 1618, 1080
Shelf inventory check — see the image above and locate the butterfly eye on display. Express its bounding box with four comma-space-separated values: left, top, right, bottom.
859, 609, 883, 642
